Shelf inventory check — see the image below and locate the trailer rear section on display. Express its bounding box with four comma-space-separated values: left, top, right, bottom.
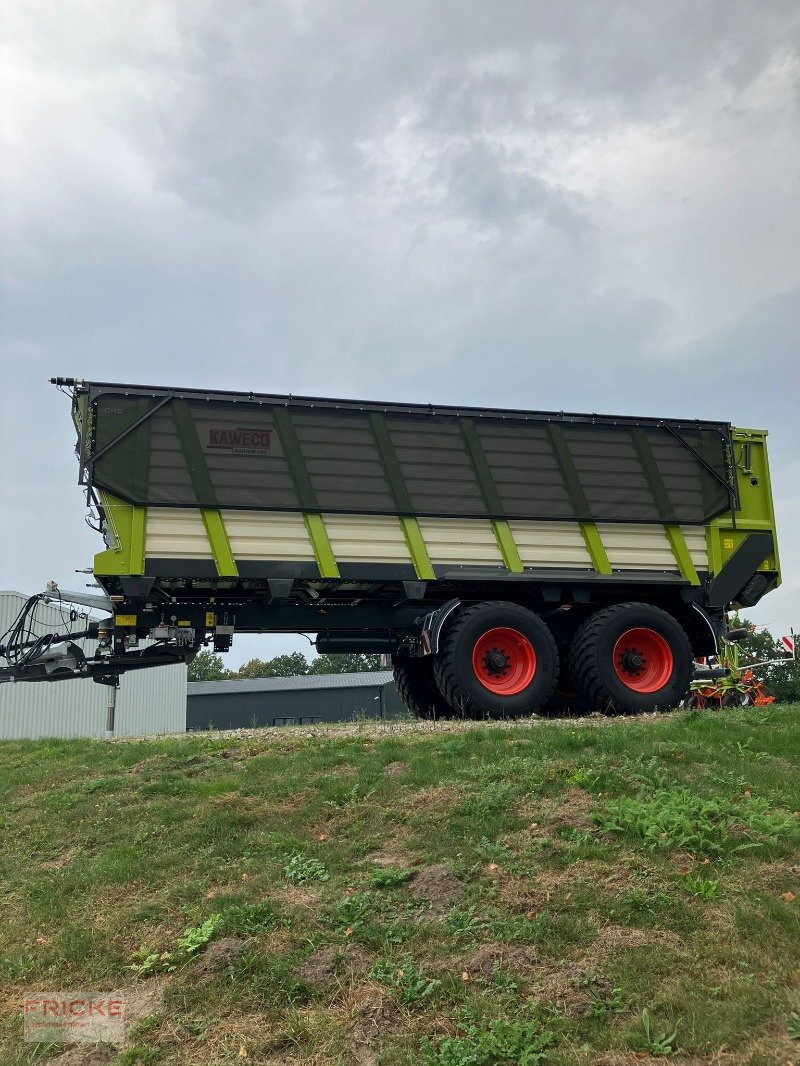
0, 380, 780, 717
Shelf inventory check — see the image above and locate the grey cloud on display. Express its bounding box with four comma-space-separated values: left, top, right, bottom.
1, 0, 799, 655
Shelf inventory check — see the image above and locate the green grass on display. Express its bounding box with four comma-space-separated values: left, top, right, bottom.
0, 706, 798, 1063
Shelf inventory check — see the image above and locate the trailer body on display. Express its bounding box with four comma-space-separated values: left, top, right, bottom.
1, 379, 781, 716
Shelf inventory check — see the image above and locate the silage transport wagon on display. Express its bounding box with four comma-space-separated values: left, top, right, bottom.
0, 379, 781, 717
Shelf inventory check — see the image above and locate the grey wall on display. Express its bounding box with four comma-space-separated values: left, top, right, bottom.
187, 681, 404, 731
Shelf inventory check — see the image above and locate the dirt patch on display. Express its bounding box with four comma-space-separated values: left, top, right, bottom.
324, 762, 357, 777
365, 846, 413, 868
522, 787, 595, 835
120, 975, 168, 1024
594, 1055, 714, 1066
383, 761, 409, 778
40, 847, 76, 870
756, 858, 800, 892
530, 965, 616, 1016
404, 784, 459, 811
271, 884, 320, 908
296, 945, 342, 985
190, 937, 246, 980
495, 860, 635, 911
408, 865, 463, 907
343, 984, 400, 1066
585, 923, 684, 966
45, 1050, 115, 1066
296, 945, 373, 988
460, 942, 539, 978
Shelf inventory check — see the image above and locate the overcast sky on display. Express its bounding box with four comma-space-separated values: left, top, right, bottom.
1, 1, 798, 666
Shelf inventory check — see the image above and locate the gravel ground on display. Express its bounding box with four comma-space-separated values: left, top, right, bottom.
113, 708, 679, 743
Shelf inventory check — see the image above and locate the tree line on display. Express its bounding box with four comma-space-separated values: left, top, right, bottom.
188, 648, 382, 682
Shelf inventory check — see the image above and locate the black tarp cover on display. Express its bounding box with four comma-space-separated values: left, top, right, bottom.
84, 389, 735, 526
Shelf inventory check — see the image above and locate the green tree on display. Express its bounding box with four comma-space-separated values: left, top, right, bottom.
187, 649, 229, 682
730, 616, 799, 703
234, 652, 310, 679
307, 652, 383, 674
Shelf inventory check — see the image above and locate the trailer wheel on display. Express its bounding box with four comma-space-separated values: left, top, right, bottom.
569, 603, 692, 714
433, 601, 558, 718
392, 655, 454, 719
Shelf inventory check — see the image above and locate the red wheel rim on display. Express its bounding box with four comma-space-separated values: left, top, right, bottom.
472, 627, 536, 695
612, 627, 674, 693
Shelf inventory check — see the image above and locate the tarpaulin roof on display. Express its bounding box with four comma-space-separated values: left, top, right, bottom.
77, 382, 737, 526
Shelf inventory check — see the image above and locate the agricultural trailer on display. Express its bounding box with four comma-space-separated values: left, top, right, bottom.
0, 379, 782, 718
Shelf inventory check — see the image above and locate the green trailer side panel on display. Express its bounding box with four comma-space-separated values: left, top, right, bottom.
399, 517, 436, 581
664, 526, 700, 585
272, 407, 340, 578
369, 413, 435, 580
578, 522, 613, 576
303, 514, 340, 578
271, 407, 318, 512
631, 428, 699, 584
490, 519, 524, 573
93, 494, 146, 576
459, 419, 524, 573
200, 510, 239, 578
129, 507, 147, 574
172, 400, 239, 577
546, 424, 612, 575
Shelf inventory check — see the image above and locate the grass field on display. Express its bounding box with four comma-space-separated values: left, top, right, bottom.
0, 706, 798, 1065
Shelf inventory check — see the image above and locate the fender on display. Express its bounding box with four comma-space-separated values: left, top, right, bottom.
419, 599, 460, 656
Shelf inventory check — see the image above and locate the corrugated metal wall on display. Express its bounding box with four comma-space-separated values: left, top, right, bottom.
187, 682, 404, 731
0, 591, 187, 739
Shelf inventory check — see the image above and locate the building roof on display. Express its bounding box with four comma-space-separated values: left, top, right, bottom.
188, 671, 394, 696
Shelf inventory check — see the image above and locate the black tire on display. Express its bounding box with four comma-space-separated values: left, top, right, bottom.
722, 690, 749, 708
433, 601, 559, 719
392, 655, 454, 719
569, 602, 693, 714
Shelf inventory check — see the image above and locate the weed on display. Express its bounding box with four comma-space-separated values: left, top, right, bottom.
445, 905, 486, 936
283, 853, 329, 884
371, 956, 441, 1005
323, 781, 375, 809
117, 1047, 162, 1065
596, 787, 798, 855
567, 766, 596, 788
371, 867, 414, 888
681, 875, 721, 901
129, 948, 167, 977
177, 914, 222, 955
218, 899, 280, 935
573, 971, 629, 1018
327, 890, 414, 946
483, 909, 552, 945
486, 966, 519, 993
630, 1008, 679, 1057
789, 1011, 800, 1040
421, 1016, 556, 1065
130, 914, 222, 975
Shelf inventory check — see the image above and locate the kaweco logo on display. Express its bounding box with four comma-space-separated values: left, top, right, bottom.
207, 426, 272, 456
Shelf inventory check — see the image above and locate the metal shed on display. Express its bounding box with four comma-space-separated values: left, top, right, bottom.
0, 591, 187, 738
187, 671, 403, 731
